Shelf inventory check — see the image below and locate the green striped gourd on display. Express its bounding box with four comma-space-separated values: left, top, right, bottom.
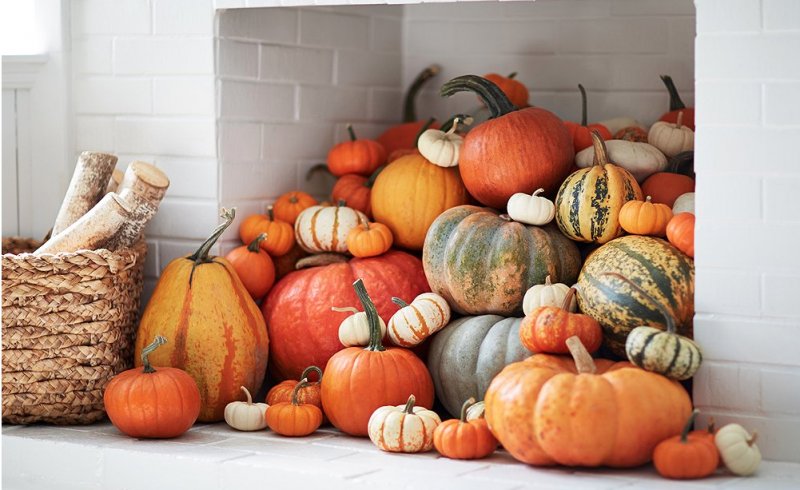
555, 131, 643, 244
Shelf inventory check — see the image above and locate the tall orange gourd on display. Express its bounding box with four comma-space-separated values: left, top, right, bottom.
135, 209, 269, 422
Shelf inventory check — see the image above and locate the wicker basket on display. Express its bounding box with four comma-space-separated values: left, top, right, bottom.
1, 237, 147, 425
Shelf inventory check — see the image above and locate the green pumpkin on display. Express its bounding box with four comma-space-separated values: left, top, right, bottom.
423, 205, 581, 316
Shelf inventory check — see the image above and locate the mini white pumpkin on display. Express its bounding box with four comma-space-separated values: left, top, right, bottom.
522, 275, 577, 315
507, 188, 556, 226
295, 200, 367, 253
387, 293, 451, 347
417, 117, 469, 168
595, 116, 645, 135
715, 424, 761, 476
672, 192, 695, 215
465, 400, 485, 421
223, 386, 269, 431
575, 140, 667, 183
648, 111, 694, 158
332, 306, 387, 347
368, 394, 441, 453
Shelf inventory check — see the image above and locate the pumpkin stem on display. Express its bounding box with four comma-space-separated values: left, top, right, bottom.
337, 199, 347, 208
300, 365, 323, 383
247, 233, 267, 253
440, 75, 517, 119
544, 274, 552, 286
353, 278, 385, 352
364, 165, 386, 189
708, 417, 716, 434
291, 378, 309, 406
188, 208, 235, 285
600, 272, 678, 334
440, 114, 473, 133
747, 431, 758, 446
240, 386, 254, 405
296, 253, 349, 269
532, 188, 545, 198
578, 84, 588, 127
645, 196, 652, 203
141, 335, 167, 374
676, 111, 685, 129
305, 163, 331, 182
331, 306, 360, 315
660, 75, 686, 111
402, 394, 417, 414
561, 287, 577, 311
413, 117, 437, 147
267, 205, 276, 221
289, 195, 299, 204
403, 64, 440, 123
565, 336, 596, 374
590, 131, 610, 168
508, 72, 517, 79
392, 297, 409, 308
680, 409, 700, 443
499, 214, 512, 222
459, 397, 477, 422
347, 124, 357, 142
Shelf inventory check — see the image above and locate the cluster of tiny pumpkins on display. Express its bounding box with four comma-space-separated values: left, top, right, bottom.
100, 68, 760, 480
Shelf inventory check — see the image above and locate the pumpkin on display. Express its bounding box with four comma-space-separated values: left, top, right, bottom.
104, 336, 201, 438
240, 207, 295, 257
387, 292, 450, 347
332, 305, 387, 347
265, 379, 323, 437
346, 221, 393, 258
659, 75, 695, 130
368, 395, 441, 453
265, 365, 325, 423
642, 172, 695, 208
555, 131, 644, 244
575, 139, 667, 183
654, 410, 719, 479
433, 398, 498, 460
370, 153, 470, 251
519, 288, 603, 354
576, 235, 694, 356
327, 125, 386, 177
225, 233, 276, 300
320, 279, 435, 436
484, 336, 692, 467
619, 196, 673, 237
522, 275, 577, 315
507, 188, 556, 226
466, 401, 485, 421
417, 116, 466, 168
427, 315, 532, 418
224, 386, 269, 432
667, 213, 695, 258
295, 200, 368, 254
672, 192, 695, 215
330, 166, 384, 218
272, 191, 317, 225
482, 72, 529, 108
262, 250, 429, 381
563, 84, 612, 153
614, 126, 649, 143
715, 424, 761, 476
386, 117, 436, 163
135, 209, 269, 422
596, 116, 644, 135
440, 75, 574, 209
691, 418, 717, 446
377, 64, 441, 156
649, 112, 694, 158
423, 205, 581, 316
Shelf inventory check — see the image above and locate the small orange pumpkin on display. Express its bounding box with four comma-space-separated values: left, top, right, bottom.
667, 213, 695, 258
563, 84, 612, 153
519, 288, 603, 354
483, 72, 529, 108
654, 410, 719, 479
331, 166, 385, 218
266, 365, 324, 411
346, 221, 393, 258
327, 125, 386, 177
225, 233, 276, 300
265, 378, 323, 437
433, 397, 498, 460
272, 191, 318, 225
240, 207, 295, 257
619, 196, 674, 237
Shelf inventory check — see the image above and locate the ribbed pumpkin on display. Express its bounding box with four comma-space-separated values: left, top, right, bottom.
266, 365, 324, 423
423, 205, 581, 316
377, 64, 441, 156
262, 251, 430, 380
519, 288, 603, 355
667, 213, 695, 258
135, 209, 269, 422
272, 191, 317, 225
576, 235, 695, 357
619, 196, 673, 237
371, 153, 470, 251
327, 125, 386, 177
330, 166, 384, 218
555, 131, 643, 244
224, 233, 276, 300
482, 72, 529, 108
440, 75, 574, 209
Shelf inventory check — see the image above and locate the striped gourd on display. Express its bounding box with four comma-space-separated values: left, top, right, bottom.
388, 293, 451, 347
576, 235, 694, 357
555, 131, 643, 244
295, 200, 367, 253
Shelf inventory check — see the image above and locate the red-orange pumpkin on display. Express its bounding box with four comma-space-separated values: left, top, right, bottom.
563, 84, 612, 153
225, 233, 276, 300
330, 166, 384, 218
659, 75, 695, 131
266, 365, 326, 423
519, 288, 603, 354
654, 410, 719, 479
641, 172, 695, 208
378, 65, 441, 156
667, 213, 695, 258
327, 125, 386, 177
482, 72, 529, 108
272, 191, 318, 225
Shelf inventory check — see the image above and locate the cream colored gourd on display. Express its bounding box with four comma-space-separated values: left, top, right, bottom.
465, 401, 485, 421
575, 140, 667, 183
368, 395, 441, 453
417, 117, 466, 168
223, 386, 269, 431
507, 188, 556, 226
595, 116, 645, 135
648, 111, 694, 158
332, 306, 387, 347
672, 192, 695, 215
387, 293, 451, 347
715, 424, 761, 476
295, 200, 367, 253
522, 275, 577, 315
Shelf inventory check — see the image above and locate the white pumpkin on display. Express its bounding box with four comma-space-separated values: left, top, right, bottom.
387, 293, 451, 347
368, 395, 441, 453
575, 140, 667, 183
507, 188, 556, 226
715, 424, 761, 476
223, 386, 269, 431
595, 116, 645, 135
648, 111, 694, 158
672, 192, 695, 215
332, 306, 387, 347
417, 117, 468, 168
295, 201, 367, 253
465, 400, 485, 421
522, 275, 577, 315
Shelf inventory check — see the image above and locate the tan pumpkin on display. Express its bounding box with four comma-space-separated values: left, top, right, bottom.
368, 395, 441, 453
648, 112, 694, 158
522, 275, 576, 316
294, 200, 367, 254
387, 292, 451, 347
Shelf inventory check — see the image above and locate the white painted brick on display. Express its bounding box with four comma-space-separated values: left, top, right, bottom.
406, 3, 504, 20
337, 5, 403, 18
149, 200, 217, 243
218, 40, 259, 79
72, 37, 113, 74
216, 200, 267, 243
298, 85, 369, 121
2, 437, 105, 490
154, 157, 218, 199
215, 0, 245, 7
503, 0, 612, 19
696, 0, 761, 33
606, 56, 694, 92
691, 411, 800, 463
353, 469, 520, 490
370, 17, 402, 52
764, 0, 800, 31
761, 368, 800, 414
299, 159, 337, 198
668, 17, 696, 55
696, 222, 800, 270
144, 239, 160, 277
220, 161, 297, 200
763, 274, 800, 318
114, 37, 214, 75
74, 77, 152, 115
153, 77, 216, 116
368, 88, 403, 122
696, 34, 800, 80
693, 313, 800, 366
333, 122, 388, 142
696, 81, 761, 126
262, 123, 333, 159
455, 463, 627, 487
154, 0, 214, 35
260, 45, 334, 83
695, 127, 800, 175
764, 177, 800, 223
404, 21, 456, 55
299, 11, 369, 48
210, 437, 354, 460
695, 268, 762, 317
219, 122, 262, 162
75, 116, 114, 151
102, 446, 231, 490
451, 20, 559, 55
610, 0, 695, 17
696, 173, 761, 222
72, 0, 151, 36
218, 8, 297, 42
220, 81, 295, 120
220, 454, 372, 487
558, 18, 669, 54
115, 118, 216, 157
765, 82, 800, 126
337, 50, 402, 86
693, 362, 763, 412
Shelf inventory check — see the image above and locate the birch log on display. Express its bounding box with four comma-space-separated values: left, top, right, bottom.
105, 161, 170, 250
52, 152, 118, 235
105, 168, 124, 194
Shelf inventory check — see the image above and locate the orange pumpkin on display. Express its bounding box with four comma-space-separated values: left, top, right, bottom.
265, 379, 323, 437
266, 365, 324, 423
483, 72, 529, 108
240, 206, 295, 257
659, 75, 695, 131
619, 196, 674, 237
563, 84, 612, 153
484, 336, 692, 467
519, 288, 603, 354
667, 213, 695, 258
320, 279, 434, 436
327, 125, 386, 177
331, 166, 384, 218
614, 126, 648, 143
346, 221, 393, 258
225, 233, 276, 300
105, 336, 201, 438
378, 65, 441, 156
433, 398, 498, 460
654, 410, 719, 479
641, 172, 695, 208
272, 191, 318, 225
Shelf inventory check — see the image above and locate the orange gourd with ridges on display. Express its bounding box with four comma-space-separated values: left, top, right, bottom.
327, 125, 386, 177
225, 233, 276, 300
667, 213, 695, 258
519, 288, 603, 354
272, 191, 317, 225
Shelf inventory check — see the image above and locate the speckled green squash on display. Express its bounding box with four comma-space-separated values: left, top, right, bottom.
422, 205, 581, 316
626, 326, 702, 380
576, 235, 694, 357
427, 315, 532, 418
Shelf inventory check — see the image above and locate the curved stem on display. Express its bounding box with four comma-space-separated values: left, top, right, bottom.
305, 163, 331, 182
441, 114, 473, 133
561, 287, 577, 311
565, 336, 596, 374
240, 386, 254, 405
440, 75, 517, 119
403, 394, 416, 414
296, 253, 349, 269
590, 131, 610, 168
188, 208, 235, 285
660, 75, 686, 111
364, 165, 386, 189
508, 72, 517, 79
392, 297, 409, 308
680, 409, 699, 443
291, 378, 310, 406
353, 278, 385, 352
460, 397, 477, 422
347, 124, 357, 142
600, 272, 677, 334
300, 365, 323, 383
413, 117, 437, 147
532, 188, 545, 198
748, 432, 759, 446
267, 205, 275, 222
544, 274, 552, 285
141, 335, 167, 374
404, 64, 441, 122
578, 84, 588, 126
247, 233, 267, 253
331, 306, 360, 314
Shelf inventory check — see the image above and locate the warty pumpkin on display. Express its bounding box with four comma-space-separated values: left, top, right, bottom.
482, 72, 529, 108
272, 191, 317, 225
434, 398, 498, 460
563, 84, 612, 153
134, 209, 269, 422
378, 64, 441, 156
654, 410, 719, 480
330, 166, 384, 218
368, 395, 441, 453
659, 75, 695, 130
575, 139, 667, 183
295, 200, 368, 254
642, 172, 695, 208
619, 196, 673, 237
225, 233, 276, 300
667, 212, 695, 258
387, 292, 451, 347
327, 125, 386, 177
265, 379, 323, 437
519, 288, 603, 355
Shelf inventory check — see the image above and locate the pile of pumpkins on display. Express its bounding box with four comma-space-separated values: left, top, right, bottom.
100, 70, 763, 480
